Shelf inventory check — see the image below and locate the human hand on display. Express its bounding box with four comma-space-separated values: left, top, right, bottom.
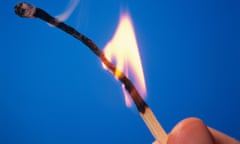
167, 117, 239, 144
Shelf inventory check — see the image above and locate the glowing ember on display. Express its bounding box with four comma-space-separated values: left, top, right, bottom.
103, 12, 146, 107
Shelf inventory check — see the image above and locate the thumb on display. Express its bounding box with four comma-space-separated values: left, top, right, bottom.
167, 117, 214, 144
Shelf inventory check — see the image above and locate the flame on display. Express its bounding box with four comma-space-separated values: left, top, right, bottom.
103, 12, 146, 107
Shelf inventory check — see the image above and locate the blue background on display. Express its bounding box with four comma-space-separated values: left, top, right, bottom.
1, 0, 239, 143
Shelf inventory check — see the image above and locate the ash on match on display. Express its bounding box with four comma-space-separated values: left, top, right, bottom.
15, 2, 167, 144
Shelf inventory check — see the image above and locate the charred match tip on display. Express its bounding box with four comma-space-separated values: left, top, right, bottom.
14, 2, 36, 18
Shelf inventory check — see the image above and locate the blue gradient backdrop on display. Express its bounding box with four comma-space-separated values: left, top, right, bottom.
1, 0, 239, 143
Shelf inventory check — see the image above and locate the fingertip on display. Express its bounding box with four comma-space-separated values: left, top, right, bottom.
167, 117, 214, 144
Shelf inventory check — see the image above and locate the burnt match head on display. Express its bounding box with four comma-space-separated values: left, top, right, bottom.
14, 2, 36, 18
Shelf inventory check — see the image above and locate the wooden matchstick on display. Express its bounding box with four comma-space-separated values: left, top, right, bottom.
14, 2, 168, 144
141, 107, 167, 144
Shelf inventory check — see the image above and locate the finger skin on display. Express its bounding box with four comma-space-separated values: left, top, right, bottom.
167, 117, 214, 144
167, 117, 240, 144
208, 127, 240, 144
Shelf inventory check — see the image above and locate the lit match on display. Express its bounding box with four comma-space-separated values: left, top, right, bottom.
14, 2, 168, 144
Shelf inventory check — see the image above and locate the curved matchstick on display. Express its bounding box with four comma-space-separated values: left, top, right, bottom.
14, 2, 168, 144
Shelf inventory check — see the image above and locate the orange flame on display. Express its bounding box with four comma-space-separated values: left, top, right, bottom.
103, 12, 146, 107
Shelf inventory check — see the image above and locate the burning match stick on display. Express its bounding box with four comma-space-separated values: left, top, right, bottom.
14, 2, 168, 144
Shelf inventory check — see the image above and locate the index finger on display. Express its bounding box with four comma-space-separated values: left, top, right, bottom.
209, 127, 239, 144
